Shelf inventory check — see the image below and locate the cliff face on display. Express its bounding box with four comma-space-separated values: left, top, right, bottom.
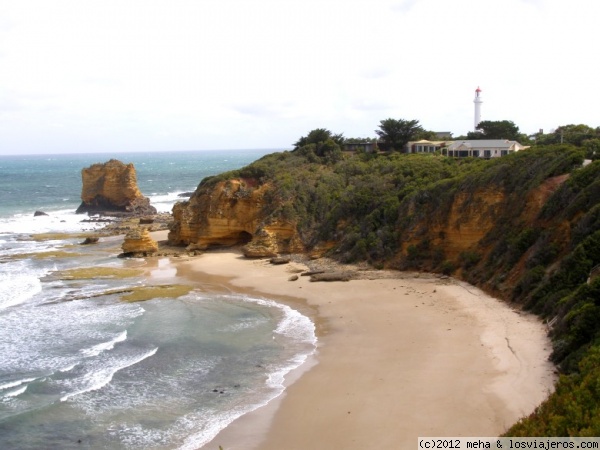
167, 167, 571, 267
76, 159, 156, 215
403, 179, 566, 258
168, 179, 303, 256
397, 175, 570, 288
402, 188, 507, 262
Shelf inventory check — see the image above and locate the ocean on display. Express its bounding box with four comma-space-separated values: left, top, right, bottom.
0, 150, 317, 449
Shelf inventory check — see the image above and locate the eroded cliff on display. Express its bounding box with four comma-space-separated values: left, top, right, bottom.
76, 159, 156, 215
168, 178, 303, 256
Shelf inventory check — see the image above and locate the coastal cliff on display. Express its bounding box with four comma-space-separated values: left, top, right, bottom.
169, 178, 303, 256
76, 159, 156, 215
169, 143, 600, 435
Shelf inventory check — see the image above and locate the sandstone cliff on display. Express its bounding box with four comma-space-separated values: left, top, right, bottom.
76, 159, 156, 215
168, 178, 303, 256
396, 174, 570, 294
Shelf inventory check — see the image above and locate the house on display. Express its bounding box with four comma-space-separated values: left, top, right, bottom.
404, 140, 453, 154
343, 141, 377, 153
445, 140, 529, 158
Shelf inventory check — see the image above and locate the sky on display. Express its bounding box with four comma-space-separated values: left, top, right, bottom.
1, 0, 599, 155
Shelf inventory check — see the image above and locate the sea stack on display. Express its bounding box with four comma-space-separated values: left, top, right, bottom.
75, 159, 156, 216
121, 227, 159, 257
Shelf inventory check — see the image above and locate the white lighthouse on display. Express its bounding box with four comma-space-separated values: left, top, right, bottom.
473, 86, 483, 130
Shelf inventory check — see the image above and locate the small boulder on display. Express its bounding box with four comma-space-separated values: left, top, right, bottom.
34, 211, 49, 217
242, 244, 277, 258
80, 237, 99, 245
310, 272, 353, 282
270, 256, 291, 265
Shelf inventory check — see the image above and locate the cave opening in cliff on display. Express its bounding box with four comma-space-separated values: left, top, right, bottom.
236, 231, 253, 245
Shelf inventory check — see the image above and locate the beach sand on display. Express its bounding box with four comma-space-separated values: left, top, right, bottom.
166, 248, 556, 450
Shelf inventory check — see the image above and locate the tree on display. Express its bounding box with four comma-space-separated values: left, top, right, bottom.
535, 124, 598, 147
292, 128, 344, 163
375, 118, 423, 152
413, 129, 440, 141
467, 120, 521, 140
583, 138, 600, 160
293, 128, 344, 150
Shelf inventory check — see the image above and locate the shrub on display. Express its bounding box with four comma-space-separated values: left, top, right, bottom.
440, 260, 456, 275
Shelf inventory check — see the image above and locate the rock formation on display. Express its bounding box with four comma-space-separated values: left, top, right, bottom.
168, 166, 571, 267
168, 178, 304, 257
402, 175, 568, 261
76, 159, 156, 216
121, 227, 159, 256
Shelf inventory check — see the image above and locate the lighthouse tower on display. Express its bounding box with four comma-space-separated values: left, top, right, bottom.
473, 86, 483, 130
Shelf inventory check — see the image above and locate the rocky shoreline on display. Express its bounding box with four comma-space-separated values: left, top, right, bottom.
83, 210, 447, 282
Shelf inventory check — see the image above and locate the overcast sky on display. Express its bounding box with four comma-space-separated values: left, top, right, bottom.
1, 0, 598, 155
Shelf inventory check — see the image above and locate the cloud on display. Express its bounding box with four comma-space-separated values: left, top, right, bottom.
351, 98, 395, 113
389, 0, 419, 13
0, 91, 21, 113
230, 101, 297, 119
360, 66, 393, 80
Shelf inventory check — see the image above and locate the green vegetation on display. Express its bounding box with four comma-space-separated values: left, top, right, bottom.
117, 284, 193, 302
467, 119, 523, 141
5, 250, 85, 260
30, 232, 94, 241
49, 266, 144, 280
193, 122, 600, 435
375, 118, 423, 151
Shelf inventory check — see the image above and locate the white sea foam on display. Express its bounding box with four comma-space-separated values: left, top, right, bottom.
58, 363, 77, 373
176, 294, 317, 450
0, 271, 42, 309
0, 209, 90, 235
0, 298, 145, 376
240, 295, 317, 345
0, 377, 36, 391
4, 385, 28, 398
179, 350, 313, 450
80, 331, 127, 357
60, 347, 158, 402
147, 191, 185, 213
177, 407, 250, 450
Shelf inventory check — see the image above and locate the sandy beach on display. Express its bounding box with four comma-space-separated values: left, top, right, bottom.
168, 249, 556, 450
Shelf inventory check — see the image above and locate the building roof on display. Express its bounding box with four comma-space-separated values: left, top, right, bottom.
409, 140, 452, 145
447, 139, 526, 150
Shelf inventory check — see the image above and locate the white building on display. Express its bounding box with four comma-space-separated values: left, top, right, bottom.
445, 140, 529, 158
405, 140, 453, 154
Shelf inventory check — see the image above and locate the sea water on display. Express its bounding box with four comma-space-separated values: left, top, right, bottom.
0, 150, 317, 449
